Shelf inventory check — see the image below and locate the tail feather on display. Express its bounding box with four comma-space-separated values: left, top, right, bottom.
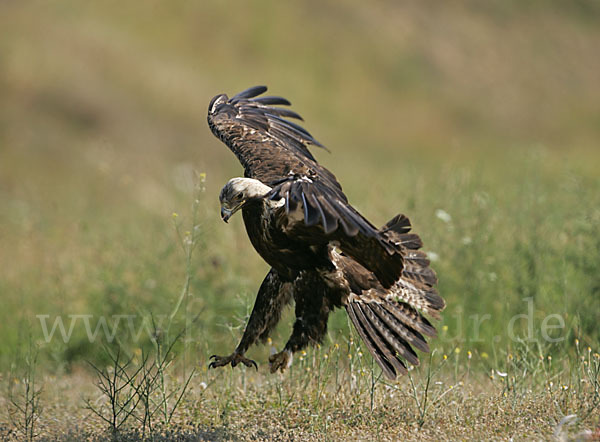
381, 213, 411, 235
403, 263, 438, 286
404, 250, 430, 267
393, 278, 445, 319
394, 233, 423, 249
380, 213, 445, 318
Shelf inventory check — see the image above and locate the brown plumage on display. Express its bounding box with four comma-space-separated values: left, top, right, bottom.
207, 86, 445, 380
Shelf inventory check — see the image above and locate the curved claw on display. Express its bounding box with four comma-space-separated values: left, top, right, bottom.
241, 358, 258, 370
208, 352, 258, 371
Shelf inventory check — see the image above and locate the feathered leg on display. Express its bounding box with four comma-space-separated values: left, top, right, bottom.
209, 268, 292, 370
269, 272, 336, 373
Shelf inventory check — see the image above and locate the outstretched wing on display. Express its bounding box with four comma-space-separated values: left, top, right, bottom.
207, 85, 343, 195
208, 86, 404, 288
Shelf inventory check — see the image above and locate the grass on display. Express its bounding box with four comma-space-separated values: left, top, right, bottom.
2, 338, 599, 440
1, 0, 600, 439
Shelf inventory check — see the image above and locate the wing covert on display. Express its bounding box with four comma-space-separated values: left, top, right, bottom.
268, 176, 405, 288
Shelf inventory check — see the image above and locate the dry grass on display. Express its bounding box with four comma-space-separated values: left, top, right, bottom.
2, 343, 599, 440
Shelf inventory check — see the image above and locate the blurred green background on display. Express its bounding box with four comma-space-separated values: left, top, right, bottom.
1, 0, 599, 370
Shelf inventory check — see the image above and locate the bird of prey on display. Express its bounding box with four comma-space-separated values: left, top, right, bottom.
207, 86, 444, 379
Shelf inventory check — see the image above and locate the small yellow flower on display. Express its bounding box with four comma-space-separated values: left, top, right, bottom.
454, 348, 461, 354
508, 353, 513, 360
547, 355, 552, 361
267, 337, 272, 345
467, 351, 472, 360
481, 352, 489, 359
443, 354, 448, 360
442, 325, 448, 332
301, 350, 307, 357
348, 353, 352, 359
172, 212, 178, 218
575, 339, 579, 346
334, 343, 339, 349
323, 354, 328, 360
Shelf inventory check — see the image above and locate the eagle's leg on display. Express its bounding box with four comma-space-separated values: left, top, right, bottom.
270, 280, 332, 373
209, 269, 292, 371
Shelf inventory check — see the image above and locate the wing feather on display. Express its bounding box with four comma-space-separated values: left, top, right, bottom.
252, 95, 292, 106
232, 85, 268, 100
208, 86, 343, 194
269, 177, 405, 288
346, 303, 407, 379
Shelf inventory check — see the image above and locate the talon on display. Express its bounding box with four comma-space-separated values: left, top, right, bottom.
269, 349, 293, 374
207, 352, 258, 370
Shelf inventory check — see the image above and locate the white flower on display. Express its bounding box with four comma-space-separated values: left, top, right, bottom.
435, 209, 452, 223
496, 370, 507, 377
199, 382, 207, 390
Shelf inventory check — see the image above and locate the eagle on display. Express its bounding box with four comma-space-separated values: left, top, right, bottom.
207, 86, 444, 379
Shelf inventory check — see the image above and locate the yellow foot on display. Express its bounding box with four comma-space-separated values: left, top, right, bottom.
208, 352, 257, 370
269, 349, 293, 374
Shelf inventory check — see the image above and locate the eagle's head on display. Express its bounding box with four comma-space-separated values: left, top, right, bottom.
219, 178, 272, 222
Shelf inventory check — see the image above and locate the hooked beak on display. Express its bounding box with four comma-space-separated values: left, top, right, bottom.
221, 207, 233, 223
